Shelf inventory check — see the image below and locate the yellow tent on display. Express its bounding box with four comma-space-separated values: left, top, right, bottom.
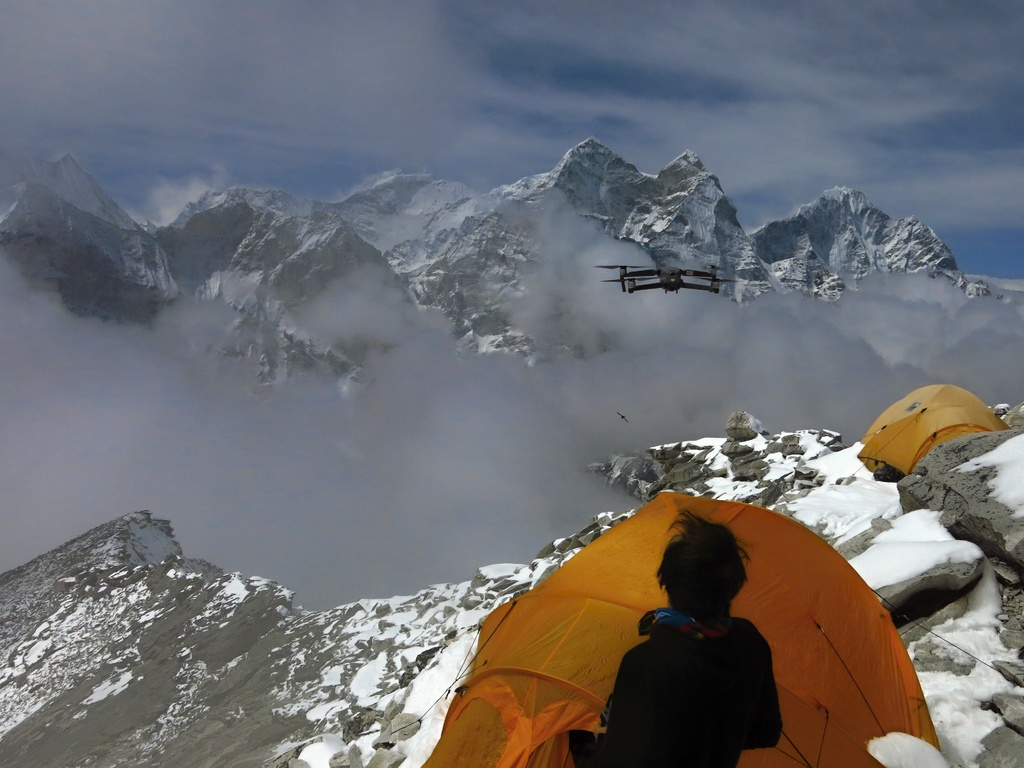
858, 384, 1007, 475
423, 493, 937, 768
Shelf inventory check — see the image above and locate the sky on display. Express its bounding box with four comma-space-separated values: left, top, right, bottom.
1, 0, 1021, 276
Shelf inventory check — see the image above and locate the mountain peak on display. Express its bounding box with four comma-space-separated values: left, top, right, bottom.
547, 138, 649, 199
556, 137, 624, 169
657, 150, 708, 187
169, 186, 317, 228
664, 149, 706, 171
0, 148, 138, 230
0, 511, 188, 591
103, 510, 185, 568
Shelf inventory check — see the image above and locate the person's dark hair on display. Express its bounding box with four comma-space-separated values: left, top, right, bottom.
657, 511, 748, 619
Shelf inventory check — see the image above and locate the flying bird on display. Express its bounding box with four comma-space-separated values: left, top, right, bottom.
617, 412, 629, 423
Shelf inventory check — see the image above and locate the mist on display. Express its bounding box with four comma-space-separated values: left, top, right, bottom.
2, 250, 1023, 609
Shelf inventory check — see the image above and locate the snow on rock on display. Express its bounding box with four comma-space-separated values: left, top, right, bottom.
900, 428, 1024, 573
957, 432, 1024, 515
850, 510, 987, 611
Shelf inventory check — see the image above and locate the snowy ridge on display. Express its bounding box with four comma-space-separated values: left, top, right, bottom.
4, 415, 1024, 767
0, 143, 996, 377
170, 187, 318, 228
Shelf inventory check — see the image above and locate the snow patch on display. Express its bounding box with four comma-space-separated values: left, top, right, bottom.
850, 510, 984, 590
83, 671, 134, 705
868, 732, 950, 767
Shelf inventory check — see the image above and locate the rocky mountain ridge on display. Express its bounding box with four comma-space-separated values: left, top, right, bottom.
0, 144, 991, 380
4, 410, 1024, 767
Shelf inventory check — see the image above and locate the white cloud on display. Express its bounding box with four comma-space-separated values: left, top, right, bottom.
3, 238, 1022, 611
132, 167, 230, 226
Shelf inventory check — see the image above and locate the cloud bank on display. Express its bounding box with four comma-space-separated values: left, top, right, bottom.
2, 244, 1023, 609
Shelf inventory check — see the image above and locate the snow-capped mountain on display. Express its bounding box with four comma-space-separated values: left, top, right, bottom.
0, 149, 178, 321
497, 139, 772, 298
751, 187, 984, 300
0, 142, 992, 375
156, 199, 397, 382
0, 150, 138, 231
3, 411, 1024, 768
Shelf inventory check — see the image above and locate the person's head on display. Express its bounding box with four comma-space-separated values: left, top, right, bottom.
657, 511, 748, 620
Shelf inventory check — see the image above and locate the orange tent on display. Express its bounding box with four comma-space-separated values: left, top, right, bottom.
423, 493, 937, 768
858, 384, 1007, 475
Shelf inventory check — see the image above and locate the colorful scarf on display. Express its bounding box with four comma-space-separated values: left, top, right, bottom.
638, 607, 732, 639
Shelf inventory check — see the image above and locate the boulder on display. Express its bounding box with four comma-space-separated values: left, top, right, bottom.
990, 692, 1024, 735
978, 726, 1024, 768
993, 661, 1024, 688
877, 556, 986, 619
725, 411, 768, 441
898, 430, 1024, 573
366, 749, 404, 768
1002, 403, 1024, 429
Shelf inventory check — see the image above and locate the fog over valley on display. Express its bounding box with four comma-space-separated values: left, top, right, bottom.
3, 246, 1023, 609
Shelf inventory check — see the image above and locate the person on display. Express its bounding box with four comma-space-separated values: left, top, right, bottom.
592, 511, 782, 768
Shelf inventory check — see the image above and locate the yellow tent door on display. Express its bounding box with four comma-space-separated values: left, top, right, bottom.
423, 493, 937, 768
858, 384, 1007, 475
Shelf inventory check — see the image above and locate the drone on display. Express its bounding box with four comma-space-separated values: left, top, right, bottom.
597, 264, 734, 294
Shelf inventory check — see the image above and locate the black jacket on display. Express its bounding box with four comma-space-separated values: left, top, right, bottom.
594, 617, 782, 768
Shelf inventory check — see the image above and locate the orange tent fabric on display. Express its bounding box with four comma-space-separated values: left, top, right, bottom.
423, 493, 937, 768
858, 384, 1007, 475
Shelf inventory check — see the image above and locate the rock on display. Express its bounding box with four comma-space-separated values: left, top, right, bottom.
836, 518, 894, 560
731, 457, 770, 482
898, 430, 1024, 572
878, 556, 986, 618
978, 726, 1024, 767
991, 559, 1022, 587
345, 744, 365, 768
588, 454, 664, 500
721, 440, 755, 458
900, 594, 971, 646
993, 660, 1024, 688
999, 629, 1024, 655
387, 713, 422, 742
366, 748, 404, 768
911, 639, 976, 676
726, 411, 767, 441
1003, 403, 1024, 429
990, 692, 1024, 735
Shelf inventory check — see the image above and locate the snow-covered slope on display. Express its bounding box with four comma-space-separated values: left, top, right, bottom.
0, 149, 138, 231
3, 414, 1024, 768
